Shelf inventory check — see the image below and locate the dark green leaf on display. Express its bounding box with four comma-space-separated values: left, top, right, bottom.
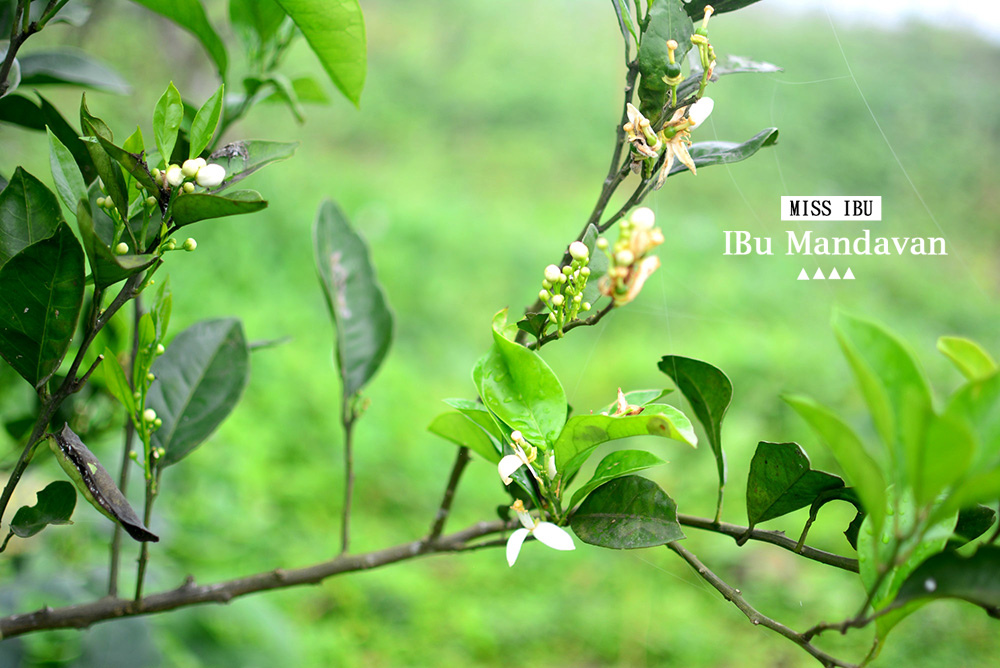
10, 480, 76, 538
0, 223, 84, 388
207, 140, 298, 191
0, 167, 63, 268
473, 310, 566, 448
569, 450, 667, 508
937, 336, 996, 381
48, 128, 89, 215
571, 475, 684, 549
38, 93, 98, 184
50, 424, 157, 541
515, 312, 549, 340
170, 189, 266, 227
804, 487, 864, 550
80, 95, 129, 223
189, 84, 225, 158
274, 0, 366, 106
948, 505, 996, 549
666, 128, 779, 178
676, 56, 783, 102
130, 0, 227, 77
76, 200, 157, 289
0, 93, 45, 130
658, 355, 731, 516
152, 82, 183, 169
682, 1, 764, 18
87, 135, 160, 199
18, 49, 130, 94
148, 318, 251, 466
746, 441, 844, 528
636, 0, 693, 123
313, 200, 393, 397
892, 545, 1000, 618
428, 411, 500, 464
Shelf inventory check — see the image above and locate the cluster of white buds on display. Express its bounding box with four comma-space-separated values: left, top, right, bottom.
538, 241, 593, 337
598, 207, 664, 306
152, 157, 226, 192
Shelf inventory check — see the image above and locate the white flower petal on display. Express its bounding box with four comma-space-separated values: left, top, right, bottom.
195, 163, 226, 187
688, 97, 714, 127
514, 508, 536, 531
498, 454, 525, 485
506, 528, 530, 566
532, 522, 576, 552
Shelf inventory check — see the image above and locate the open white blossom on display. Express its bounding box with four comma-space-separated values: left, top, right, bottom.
506, 500, 575, 566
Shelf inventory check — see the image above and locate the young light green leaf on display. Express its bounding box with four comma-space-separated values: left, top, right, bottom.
568, 450, 667, 509
937, 336, 996, 381
664, 129, 780, 178
0, 223, 84, 389
428, 411, 500, 464
130, 0, 227, 77
745, 441, 844, 529
658, 355, 731, 517
229, 0, 287, 52
189, 84, 225, 158
170, 189, 267, 227
50, 424, 157, 541
274, 0, 366, 106
17, 49, 130, 94
570, 475, 684, 549
147, 318, 251, 466
9, 480, 76, 538
313, 200, 393, 398
442, 398, 504, 444
0, 167, 63, 269
153, 82, 184, 166
916, 411, 974, 506
48, 128, 88, 214
473, 309, 567, 448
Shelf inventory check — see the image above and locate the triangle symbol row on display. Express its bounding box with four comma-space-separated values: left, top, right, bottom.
797, 268, 855, 281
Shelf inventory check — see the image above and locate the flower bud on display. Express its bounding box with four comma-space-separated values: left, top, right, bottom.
581, 266, 591, 277
538, 289, 549, 301
146, 372, 155, 382
195, 163, 226, 187
183, 238, 197, 251
181, 159, 201, 177
596, 238, 609, 250
156, 343, 165, 355
544, 264, 562, 283
151, 168, 160, 178
562, 265, 573, 276
511, 430, 524, 444
552, 294, 564, 307
182, 182, 195, 193
165, 164, 184, 187
615, 249, 635, 266
630, 207, 656, 229
569, 241, 589, 261
154, 418, 162, 429
145, 196, 157, 207
114, 242, 129, 255
143, 408, 157, 422
582, 302, 592, 311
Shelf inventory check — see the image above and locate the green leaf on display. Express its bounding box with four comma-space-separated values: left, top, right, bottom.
50, 424, 157, 541
745, 441, 844, 529
230, 0, 287, 51
80, 94, 129, 223
945, 372, 1000, 469
636, 0, 693, 123
313, 200, 394, 398
0, 223, 84, 388
805, 487, 864, 550
783, 394, 887, 537
554, 405, 696, 484
189, 84, 225, 158
948, 505, 996, 549
207, 140, 298, 191
428, 411, 500, 464
569, 450, 667, 509
86, 135, 160, 199
442, 398, 504, 445
682, 1, 764, 18
10, 480, 76, 538
101, 348, 135, 416
570, 475, 684, 549
0, 167, 63, 269
473, 310, 566, 448
152, 83, 184, 169
938, 336, 996, 381
658, 355, 731, 516
580, 223, 609, 306
893, 546, 1000, 618
0, 93, 46, 130
38, 93, 98, 184
17, 49, 130, 94
130, 0, 227, 77
599, 389, 673, 414
916, 410, 975, 506
76, 200, 157, 289
274, 0, 366, 106
48, 128, 89, 215
170, 189, 267, 227
148, 318, 251, 466
665, 129, 780, 178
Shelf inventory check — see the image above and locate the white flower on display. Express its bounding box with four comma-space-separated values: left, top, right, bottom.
195, 163, 226, 187
165, 164, 184, 187
654, 97, 714, 189
506, 500, 575, 566
498, 432, 538, 485
687, 97, 714, 127
181, 159, 201, 177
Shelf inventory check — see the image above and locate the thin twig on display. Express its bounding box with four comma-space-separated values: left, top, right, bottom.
134, 468, 161, 602
339, 402, 357, 555
666, 542, 857, 668
422, 446, 471, 548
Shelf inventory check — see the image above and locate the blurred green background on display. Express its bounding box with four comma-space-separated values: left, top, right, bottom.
2, 0, 999, 665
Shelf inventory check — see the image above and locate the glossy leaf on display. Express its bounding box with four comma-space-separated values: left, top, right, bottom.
10, 481, 76, 538
17, 49, 130, 94
893, 546, 1000, 618
76, 201, 156, 289
443, 398, 504, 445
571, 475, 684, 549
50, 424, 157, 541
949, 505, 996, 549
784, 394, 886, 537
130, 0, 227, 77
0, 93, 45, 130
682, 0, 764, 18
944, 372, 1000, 468
189, 84, 225, 158
170, 189, 267, 227
0, 167, 63, 268
746, 441, 844, 529
916, 411, 974, 506
554, 405, 695, 484
636, 0, 692, 123
666, 128, 779, 178
38, 93, 97, 184
428, 411, 500, 464
274, 0, 366, 106
80, 95, 129, 223
473, 310, 566, 448
0, 223, 84, 388
152, 82, 184, 169
937, 336, 996, 381
207, 140, 298, 191
658, 355, 731, 514
101, 348, 135, 416
313, 200, 393, 397
147, 318, 250, 466
48, 128, 88, 215
568, 450, 667, 509
804, 487, 864, 550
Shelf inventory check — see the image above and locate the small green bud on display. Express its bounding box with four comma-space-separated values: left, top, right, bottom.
581, 266, 591, 277
541, 280, 552, 290
539, 289, 549, 301
96, 196, 106, 207
182, 182, 195, 194
156, 343, 165, 355
146, 196, 157, 207
596, 238, 609, 250
582, 302, 592, 311
153, 418, 162, 428
114, 242, 129, 255
183, 238, 197, 251
164, 238, 177, 251
146, 372, 155, 382
103, 196, 114, 209
151, 168, 160, 178
551, 294, 564, 307
615, 250, 635, 266
133, 391, 141, 400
